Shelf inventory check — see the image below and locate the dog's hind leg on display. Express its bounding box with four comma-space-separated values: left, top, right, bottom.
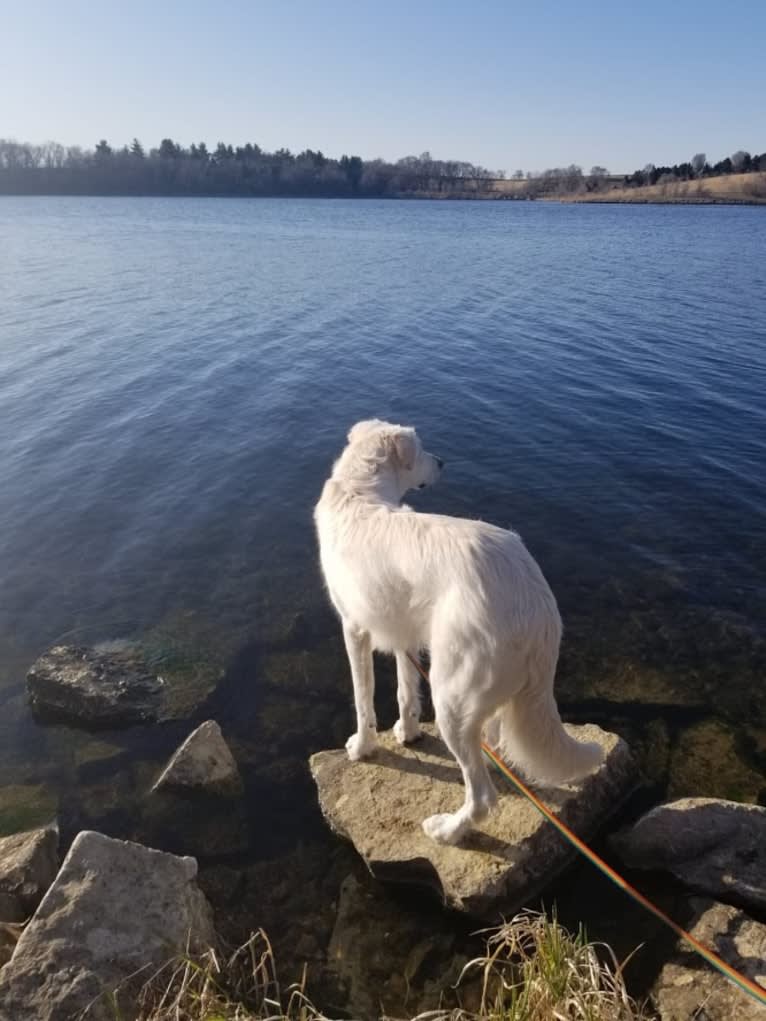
342, 620, 377, 761
422, 683, 497, 845
394, 650, 422, 744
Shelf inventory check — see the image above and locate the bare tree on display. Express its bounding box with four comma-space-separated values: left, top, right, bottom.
691, 153, 706, 176
730, 150, 750, 172
589, 166, 609, 190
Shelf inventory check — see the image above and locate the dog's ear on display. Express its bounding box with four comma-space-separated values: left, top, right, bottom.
347, 419, 384, 444
392, 429, 417, 471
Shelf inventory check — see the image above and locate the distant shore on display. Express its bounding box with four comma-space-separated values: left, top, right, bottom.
2, 169, 765, 205
417, 170, 766, 204
561, 172, 766, 205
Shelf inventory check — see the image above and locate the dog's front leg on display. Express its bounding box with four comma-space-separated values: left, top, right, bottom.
394, 650, 423, 744
342, 620, 377, 760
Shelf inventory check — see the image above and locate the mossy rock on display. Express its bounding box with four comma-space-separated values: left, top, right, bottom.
668, 719, 765, 803
576, 661, 707, 708
139, 613, 226, 720
74, 778, 125, 819
0, 785, 57, 836
259, 646, 345, 699
137, 789, 252, 858
632, 718, 672, 788
74, 739, 123, 768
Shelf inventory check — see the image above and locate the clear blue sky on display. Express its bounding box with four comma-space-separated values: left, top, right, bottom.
3, 0, 765, 174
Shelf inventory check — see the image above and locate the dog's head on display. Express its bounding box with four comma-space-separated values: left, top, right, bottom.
342, 419, 444, 497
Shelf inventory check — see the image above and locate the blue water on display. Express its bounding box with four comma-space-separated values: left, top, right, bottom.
2, 198, 764, 651
1, 196, 765, 1001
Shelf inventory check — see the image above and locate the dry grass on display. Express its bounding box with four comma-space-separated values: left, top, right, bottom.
570, 171, 766, 204
131, 929, 328, 1021
131, 911, 651, 1021
432, 910, 652, 1021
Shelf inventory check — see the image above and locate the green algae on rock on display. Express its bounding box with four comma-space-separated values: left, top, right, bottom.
668, 719, 765, 803
0, 785, 57, 838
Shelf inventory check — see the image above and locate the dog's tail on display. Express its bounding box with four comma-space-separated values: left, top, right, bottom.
488, 653, 604, 785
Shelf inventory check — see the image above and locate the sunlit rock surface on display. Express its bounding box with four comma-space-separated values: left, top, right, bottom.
613, 797, 766, 913
0, 831, 214, 1021
653, 899, 766, 1021
311, 723, 635, 917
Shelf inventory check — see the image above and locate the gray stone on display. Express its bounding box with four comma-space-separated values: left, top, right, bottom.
0, 823, 58, 922
612, 798, 766, 913
27, 644, 164, 727
310, 723, 635, 917
152, 720, 243, 798
0, 830, 215, 1021
653, 899, 766, 1020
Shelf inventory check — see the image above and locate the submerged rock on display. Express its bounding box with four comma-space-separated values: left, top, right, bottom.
26, 644, 164, 727
668, 719, 765, 802
327, 873, 472, 1018
152, 720, 243, 798
0, 784, 58, 837
612, 797, 766, 913
653, 899, 766, 1020
26, 632, 224, 729
0, 830, 214, 1021
310, 723, 635, 918
0, 823, 58, 922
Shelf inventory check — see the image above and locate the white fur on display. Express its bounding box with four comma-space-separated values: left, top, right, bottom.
314, 419, 604, 845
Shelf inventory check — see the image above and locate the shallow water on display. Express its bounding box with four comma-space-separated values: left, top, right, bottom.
1, 196, 765, 1011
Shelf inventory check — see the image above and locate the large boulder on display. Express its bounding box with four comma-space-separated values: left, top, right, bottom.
612, 798, 766, 913
152, 720, 243, 798
310, 723, 635, 917
0, 831, 215, 1021
0, 823, 58, 922
27, 644, 164, 727
653, 899, 766, 1020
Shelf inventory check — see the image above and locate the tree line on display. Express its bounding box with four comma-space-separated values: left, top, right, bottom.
0, 138, 504, 198
1, 138, 763, 199
623, 150, 766, 188
505, 149, 766, 197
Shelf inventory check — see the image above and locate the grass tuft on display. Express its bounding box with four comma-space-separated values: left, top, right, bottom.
135, 929, 328, 1021
438, 909, 652, 1021
135, 912, 651, 1021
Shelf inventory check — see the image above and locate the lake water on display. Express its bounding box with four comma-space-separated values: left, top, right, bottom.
1, 196, 765, 1011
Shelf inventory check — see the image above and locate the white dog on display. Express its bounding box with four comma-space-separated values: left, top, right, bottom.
314, 420, 604, 845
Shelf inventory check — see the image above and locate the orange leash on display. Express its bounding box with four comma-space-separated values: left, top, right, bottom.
405, 652, 766, 1009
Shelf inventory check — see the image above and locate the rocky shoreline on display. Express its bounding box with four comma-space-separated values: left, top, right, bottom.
1, 642, 765, 1018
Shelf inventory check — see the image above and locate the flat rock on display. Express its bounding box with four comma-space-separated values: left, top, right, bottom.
612, 798, 766, 913
0, 823, 58, 922
0, 830, 214, 1021
653, 899, 766, 1020
27, 644, 164, 727
152, 720, 243, 798
310, 723, 635, 917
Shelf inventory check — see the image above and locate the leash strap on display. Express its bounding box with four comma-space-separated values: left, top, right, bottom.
405, 652, 766, 1008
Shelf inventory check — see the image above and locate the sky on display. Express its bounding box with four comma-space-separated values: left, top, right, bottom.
3, 0, 765, 175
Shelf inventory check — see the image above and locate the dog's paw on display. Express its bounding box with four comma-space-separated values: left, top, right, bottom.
422, 812, 468, 845
394, 717, 422, 745
345, 731, 376, 761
